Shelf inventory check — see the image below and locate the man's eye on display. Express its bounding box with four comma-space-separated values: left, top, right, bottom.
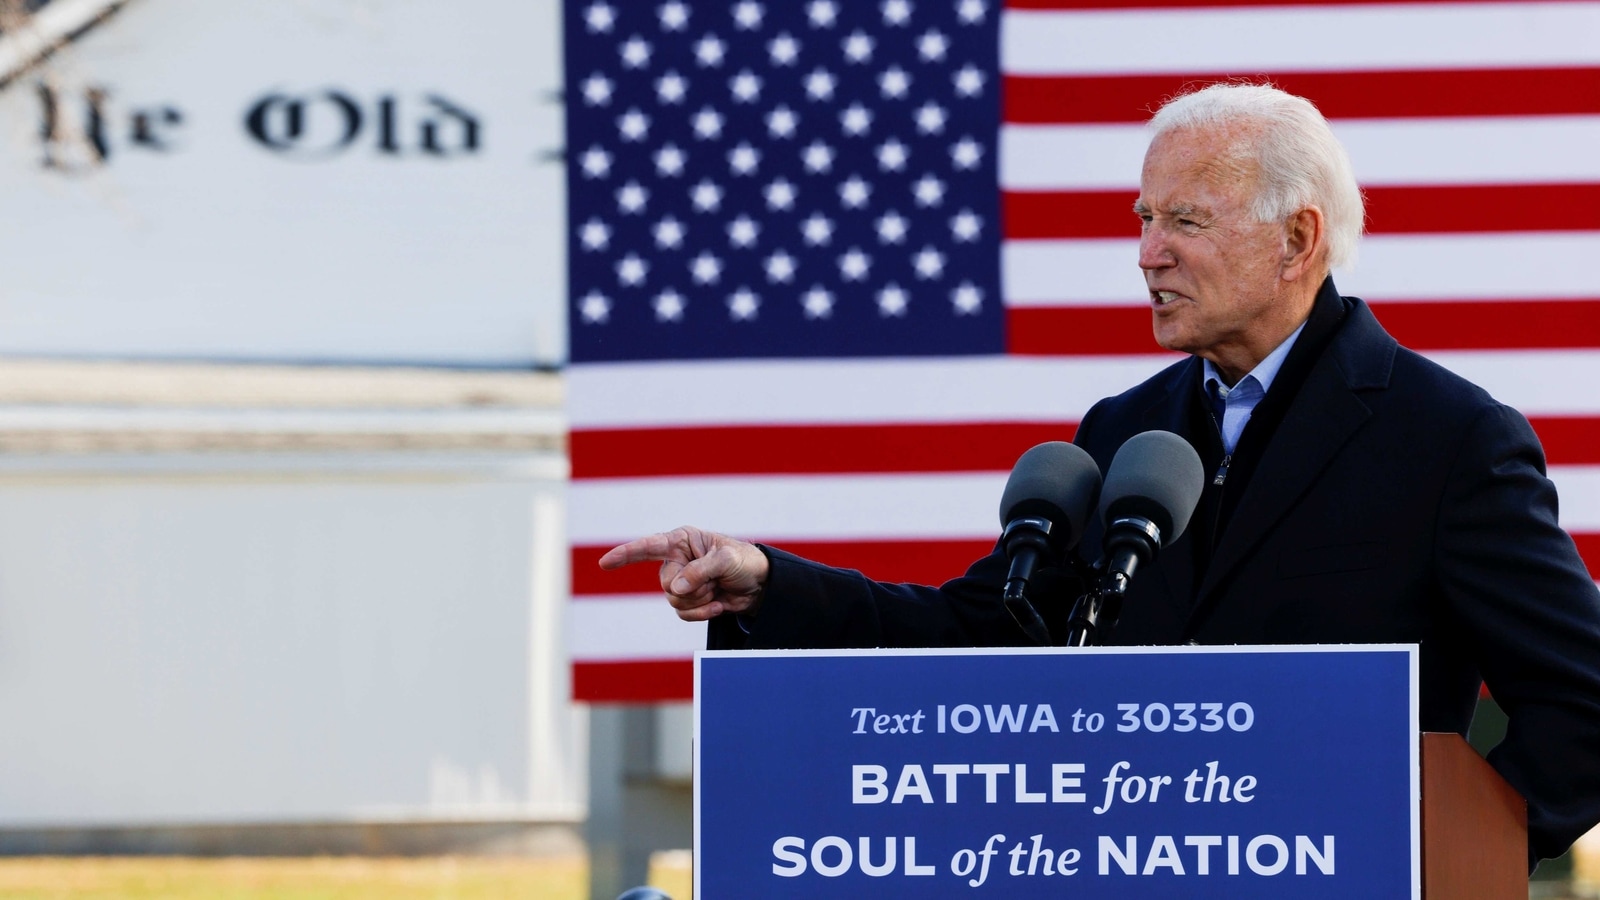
1179, 218, 1197, 228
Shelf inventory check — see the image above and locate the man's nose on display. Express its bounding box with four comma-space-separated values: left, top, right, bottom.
1139, 227, 1175, 271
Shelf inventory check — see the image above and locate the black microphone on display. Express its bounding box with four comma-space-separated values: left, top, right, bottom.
1065, 430, 1203, 646
997, 441, 1103, 645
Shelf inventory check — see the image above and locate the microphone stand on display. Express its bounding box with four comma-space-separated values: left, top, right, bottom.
1063, 517, 1160, 646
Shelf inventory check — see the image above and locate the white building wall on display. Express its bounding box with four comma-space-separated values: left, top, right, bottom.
0, 450, 584, 826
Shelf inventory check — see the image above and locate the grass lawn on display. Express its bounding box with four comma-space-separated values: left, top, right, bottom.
0, 855, 693, 900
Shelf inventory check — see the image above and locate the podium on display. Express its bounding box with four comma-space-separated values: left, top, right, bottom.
696, 647, 1527, 898
1421, 732, 1526, 898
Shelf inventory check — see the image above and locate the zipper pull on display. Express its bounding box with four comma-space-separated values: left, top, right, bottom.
1212, 454, 1232, 486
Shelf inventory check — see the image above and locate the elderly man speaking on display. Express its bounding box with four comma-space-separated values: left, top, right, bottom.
600, 84, 1600, 866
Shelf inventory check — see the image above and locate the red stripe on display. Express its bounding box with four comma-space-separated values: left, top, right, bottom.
573, 659, 693, 702
1003, 69, 1600, 124
1574, 533, 1600, 580
1003, 185, 1600, 240
571, 422, 1075, 480
1008, 300, 1600, 356
1368, 299, 1600, 352
574, 538, 997, 596
568, 409, 1600, 484
1006, 0, 1591, 10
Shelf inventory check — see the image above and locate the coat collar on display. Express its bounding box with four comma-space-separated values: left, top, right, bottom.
1113, 280, 1398, 636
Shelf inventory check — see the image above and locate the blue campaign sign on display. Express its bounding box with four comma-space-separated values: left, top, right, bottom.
695, 645, 1419, 899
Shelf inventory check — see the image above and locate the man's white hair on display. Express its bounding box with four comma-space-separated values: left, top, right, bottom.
1149, 83, 1365, 269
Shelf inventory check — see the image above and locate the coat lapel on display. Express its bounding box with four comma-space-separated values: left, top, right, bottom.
1189, 300, 1397, 624
1142, 358, 1203, 623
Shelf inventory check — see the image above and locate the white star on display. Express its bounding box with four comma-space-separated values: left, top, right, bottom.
656, 71, 688, 104
766, 105, 799, 139
617, 253, 649, 287
805, 68, 837, 101
728, 287, 761, 321
912, 173, 945, 207
917, 30, 949, 62
840, 103, 872, 136
579, 218, 611, 251
839, 247, 871, 281
801, 285, 835, 319
951, 281, 983, 314
728, 142, 760, 175
616, 180, 648, 214
768, 33, 800, 66
581, 73, 614, 107
842, 30, 874, 63
654, 288, 686, 322
659, 1, 690, 31
764, 250, 797, 283
912, 246, 945, 280
580, 146, 612, 178
764, 178, 797, 211
950, 209, 983, 242
653, 216, 686, 249
838, 104, 876, 136
727, 215, 760, 247
801, 213, 834, 246
691, 179, 723, 212
878, 67, 911, 100
957, 0, 988, 24
807, 0, 838, 27
692, 107, 725, 140
875, 210, 908, 244
729, 70, 762, 103
733, 1, 764, 30
882, 0, 912, 26
914, 101, 947, 135
620, 36, 653, 69
618, 108, 650, 142
695, 34, 727, 67
877, 282, 909, 316
951, 136, 983, 170
802, 140, 835, 173
876, 138, 909, 172
954, 65, 986, 98
691, 251, 723, 284
654, 143, 686, 177
584, 2, 616, 33
579, 290, 612, 323
839, 175, 871, 209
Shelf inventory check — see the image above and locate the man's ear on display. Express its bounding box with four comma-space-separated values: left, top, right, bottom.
1281, 207, 1326, 283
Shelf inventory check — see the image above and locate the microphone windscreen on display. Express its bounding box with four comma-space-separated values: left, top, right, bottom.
998, 441, 1103, 549
1098, 430, 1205, 545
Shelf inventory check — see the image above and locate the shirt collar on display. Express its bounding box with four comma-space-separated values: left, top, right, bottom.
1202, 319, 1309, 398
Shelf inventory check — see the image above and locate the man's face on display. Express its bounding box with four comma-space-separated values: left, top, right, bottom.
1135, 126, 1295, 376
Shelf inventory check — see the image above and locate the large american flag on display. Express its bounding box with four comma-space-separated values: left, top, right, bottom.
565, 0, 1600, 702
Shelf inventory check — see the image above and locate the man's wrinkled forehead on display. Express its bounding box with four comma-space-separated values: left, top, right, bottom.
1139, 124, 1262, 198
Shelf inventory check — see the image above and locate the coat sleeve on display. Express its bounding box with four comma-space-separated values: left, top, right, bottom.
706, 540, 1093, 651
1435, 402, 1600, 863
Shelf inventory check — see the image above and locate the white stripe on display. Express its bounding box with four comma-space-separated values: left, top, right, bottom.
1553, 466, 1600, 531
567, 595, 707, 661
1426, 351, 1600, 415
1003, 233, 1600, 305
569, 472, 1007, 545
1000, 118, 1600, 190
569, 355, 1177, 428
572, 348, 1600, 429
1002, 4, 1600, 75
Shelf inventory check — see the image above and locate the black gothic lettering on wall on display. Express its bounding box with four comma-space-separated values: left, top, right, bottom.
243, 89, 482, 158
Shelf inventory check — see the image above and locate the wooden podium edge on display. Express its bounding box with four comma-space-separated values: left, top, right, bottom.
1421, 732, 1527, 899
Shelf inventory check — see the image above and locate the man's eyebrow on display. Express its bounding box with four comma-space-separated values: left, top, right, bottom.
1132, 200, 1150, 215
